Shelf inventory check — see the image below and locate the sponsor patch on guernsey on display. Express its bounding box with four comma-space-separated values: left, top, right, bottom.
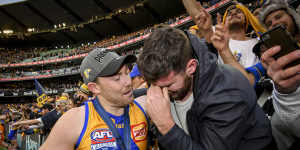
90, 128, 117, 150
131, 122, 147, 142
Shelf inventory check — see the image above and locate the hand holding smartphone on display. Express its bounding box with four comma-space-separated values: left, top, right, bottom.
260, 25, 300, 69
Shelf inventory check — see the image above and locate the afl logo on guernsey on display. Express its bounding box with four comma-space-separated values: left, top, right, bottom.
91, 129, 115, 144
91, 128, 117, 150
90, 129, 117, 150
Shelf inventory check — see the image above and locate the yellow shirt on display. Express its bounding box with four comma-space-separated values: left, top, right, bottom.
75, 100, 148, 150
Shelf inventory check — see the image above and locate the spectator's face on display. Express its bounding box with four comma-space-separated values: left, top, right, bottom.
93, 65, 134, 107
265, 10, 296, 35
56, 101, 68, 111
41, 109, 49, 115
154, 71, 192, 101
225, 8, 246, 27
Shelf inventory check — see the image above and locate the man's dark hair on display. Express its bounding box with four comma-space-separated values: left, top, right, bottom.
137, 26, 192, 83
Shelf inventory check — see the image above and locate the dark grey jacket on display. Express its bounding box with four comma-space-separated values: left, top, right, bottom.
158, 33, 272, 150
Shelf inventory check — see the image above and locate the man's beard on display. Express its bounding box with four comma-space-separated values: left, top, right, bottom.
169, 74, 192, 101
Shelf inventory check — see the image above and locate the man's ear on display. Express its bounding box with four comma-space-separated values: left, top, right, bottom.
87, 81, 100, 95
185, 59, 198, 77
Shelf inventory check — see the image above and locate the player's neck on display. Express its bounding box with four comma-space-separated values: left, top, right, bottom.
97, 95, 124, 116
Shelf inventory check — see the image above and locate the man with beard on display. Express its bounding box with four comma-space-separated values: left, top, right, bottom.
137, 26, 272, 150
40, 48, 149, 150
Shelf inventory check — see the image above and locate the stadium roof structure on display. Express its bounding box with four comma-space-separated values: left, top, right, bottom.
0, 0, 185, 47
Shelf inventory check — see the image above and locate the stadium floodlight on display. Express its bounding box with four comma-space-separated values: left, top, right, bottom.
27, 28, 35, 32
0, 0, 27, 6
3, 29, 13, 34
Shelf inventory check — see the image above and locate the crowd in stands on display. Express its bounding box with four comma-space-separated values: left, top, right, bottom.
120, 47, 143, 56
0, 79, 79, 95
0, 48, 86, 65
0, 62, 80, 79
0, 92, 78, 149
0, 13, 188, 66
0, 47, 142, 79
0, 80, 93, 149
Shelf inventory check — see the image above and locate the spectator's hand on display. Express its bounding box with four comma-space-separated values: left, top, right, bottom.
146, 85, 175, 135
211, 14, 230, 52
182, 0, 202, 20
182, 0, 213, 42
261, 46, 300, 94
194, 3, 213, 42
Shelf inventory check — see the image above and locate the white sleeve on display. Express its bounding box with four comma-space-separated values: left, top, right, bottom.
273, 86, 300, 101
28, 124, 43, 129
36, 118, 44, 127
272, 86, 300, 124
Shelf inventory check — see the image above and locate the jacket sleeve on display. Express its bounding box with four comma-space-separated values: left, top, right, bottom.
205, 42, 218, 57
272, 86, 300, 124
158, 96, 252, 150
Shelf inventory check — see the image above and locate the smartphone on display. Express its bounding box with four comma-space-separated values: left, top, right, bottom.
260, 25, 300, 68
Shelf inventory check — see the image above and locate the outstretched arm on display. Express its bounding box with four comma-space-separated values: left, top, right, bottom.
12, 119, 41, 127
182, 0, 214, 43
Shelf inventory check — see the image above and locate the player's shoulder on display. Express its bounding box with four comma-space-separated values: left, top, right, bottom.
61, 106, 85, 122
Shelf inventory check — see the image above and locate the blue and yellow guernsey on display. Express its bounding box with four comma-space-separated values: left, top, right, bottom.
75, 99, 148, 150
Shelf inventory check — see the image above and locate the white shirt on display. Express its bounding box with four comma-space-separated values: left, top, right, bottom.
218, 38, 259, 68
170, 94, 194, 135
